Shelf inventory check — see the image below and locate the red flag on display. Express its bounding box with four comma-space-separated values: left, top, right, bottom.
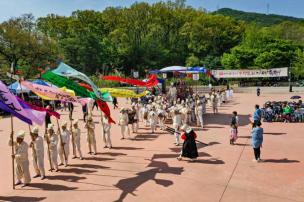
101, 74, 158, 87
96, 100, 116, 124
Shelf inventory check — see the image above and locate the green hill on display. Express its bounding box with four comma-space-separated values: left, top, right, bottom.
214, 8, 304, 26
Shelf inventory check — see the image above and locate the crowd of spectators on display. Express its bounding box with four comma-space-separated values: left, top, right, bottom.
262, 100, 304, 122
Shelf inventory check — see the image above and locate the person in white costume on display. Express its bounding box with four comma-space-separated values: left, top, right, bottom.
30, 126, 45, 180
72, 120, 83, 160
9, 130, 31, 186
58, 121, 70, 167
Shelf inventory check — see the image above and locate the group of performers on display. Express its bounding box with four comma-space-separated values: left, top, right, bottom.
9, 82, 233, 187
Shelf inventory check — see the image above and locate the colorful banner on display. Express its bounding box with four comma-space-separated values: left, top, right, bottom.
0, 81, 32, 125
78, 82, 113, 102
211, 67, 288, 78
42, 72, 115, 123
52, 62, 104, 100
101, 75, 159, 87
100, 88, 149, 98
21, 81, 83, 104
96, 100, 115, 124
16, 97, 46, 126
42, 71, 94, 98
17, 98, 60, 119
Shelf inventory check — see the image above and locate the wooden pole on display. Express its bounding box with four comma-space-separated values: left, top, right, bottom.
70, 119, 76, 158
86, 119, 92, 154
42, 100, 53, 171
9, 63, 15, 189
10, 116, 15, 189
56, 119, 67, 162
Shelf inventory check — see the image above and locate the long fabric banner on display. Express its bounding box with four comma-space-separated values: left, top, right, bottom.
21, 81, 84, 104
211, 67, 288, 78
0, 81, 33, 125
42, 71, 94, 98
101, 75, 159, 87
16, 97, 46, 126
17, 98, 60, 119
52, 62, 104, 100
42, 71, 115, 123
96, 100, 115, 124
100, 88, 149, 98
78, 82, 113, 102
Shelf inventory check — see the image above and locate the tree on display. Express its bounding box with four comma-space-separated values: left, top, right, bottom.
0, 14, 59, 78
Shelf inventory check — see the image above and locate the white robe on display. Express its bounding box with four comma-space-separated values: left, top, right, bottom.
32, 136, 45, 176
9, 141, 31, 184
58, 129, 70, 165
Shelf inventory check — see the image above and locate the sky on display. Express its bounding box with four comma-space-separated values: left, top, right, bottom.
0, 0, 303, 22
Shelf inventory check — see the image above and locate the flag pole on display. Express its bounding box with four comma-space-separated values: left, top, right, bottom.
10, 115, 15, 189
70, 118, 76, 158
42, 100, 53, 171
9, 62, 15, 189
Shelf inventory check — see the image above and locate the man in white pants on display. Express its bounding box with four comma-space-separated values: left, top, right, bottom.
30, 126, 45, 180
148, 108, 158, 134
173, 110, 182, 146
195, 101, 204, 128
72, 120, 83, 160
58, 121, 70, 167
9, 130, 31, 187
85, 116, 97, 155
118, 108, 130, 139
102, 116, 112, 148
46, 124, 59, 171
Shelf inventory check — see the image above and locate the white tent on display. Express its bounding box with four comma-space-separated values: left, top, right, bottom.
159, 66, 189, 72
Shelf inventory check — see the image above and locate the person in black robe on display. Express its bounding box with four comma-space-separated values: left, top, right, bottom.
45, 105, 52, 131
177, 124, 198, 162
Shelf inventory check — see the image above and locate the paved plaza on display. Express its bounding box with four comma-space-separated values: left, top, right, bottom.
0, 92, 303, 202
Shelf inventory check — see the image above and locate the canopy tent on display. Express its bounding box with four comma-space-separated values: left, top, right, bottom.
151, 66, 207, 73
8, 81, 30, 94
159, 66, 189, 72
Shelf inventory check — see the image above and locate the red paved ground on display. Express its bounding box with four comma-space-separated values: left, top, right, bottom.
0, 93, 303, 202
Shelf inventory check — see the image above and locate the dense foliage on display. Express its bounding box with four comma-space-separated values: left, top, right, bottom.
0, 1, 303, 79
215, 8, 304, 27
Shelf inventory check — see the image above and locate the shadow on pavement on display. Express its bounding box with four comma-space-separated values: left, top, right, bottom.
114, 154, 184, 202
264, 132, 287, 135
188, 158, 225, 164
262, 158, 300, 163
234, 143, 251, 146
46, 175, 86, 182
58, 168, 98, 174
238, 136, 251, 139
69, 164, 110, 170
25, 183, 77, 191
111, 146, 144, 150
0, 196, 46, 202
84, 156, 115, 161
98, 152, 127, 157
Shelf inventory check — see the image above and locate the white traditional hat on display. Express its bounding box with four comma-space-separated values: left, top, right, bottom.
181, 124, 192, 133
61, 121, 68, 127
47, 123, 54, 130
17, 130, 26, 139
31, 126, 39, 134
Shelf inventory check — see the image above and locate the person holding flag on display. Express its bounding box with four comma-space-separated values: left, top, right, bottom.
9, 130, 31, 187
45, 124, 59, 172
85, 116, 97, 155
58, 121, 70, 167
72, 119, 83, 159
30, 126, 45, 180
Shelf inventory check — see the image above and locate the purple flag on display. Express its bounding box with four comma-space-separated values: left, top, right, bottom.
17, 97, 46, 126
0, 81, 32, 125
